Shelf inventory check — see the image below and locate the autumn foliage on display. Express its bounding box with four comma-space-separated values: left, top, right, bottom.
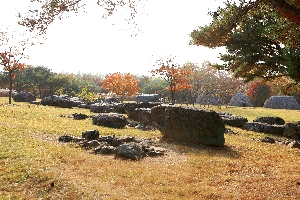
246, 80, 273, 107
151, 60, 192, 104
0, 49, 26, 104
102, 72, 140, 102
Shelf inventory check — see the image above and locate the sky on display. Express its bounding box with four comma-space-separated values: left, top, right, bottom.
0, 0, 225, 76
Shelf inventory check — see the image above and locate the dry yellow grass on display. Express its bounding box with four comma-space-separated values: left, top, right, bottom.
0, 98, 299, 199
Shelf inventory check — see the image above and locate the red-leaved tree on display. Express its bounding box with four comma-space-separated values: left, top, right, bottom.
0, 47, 26, 104
151, 59, 193, 105
246, 80, 273, 107
102, 72, 140, 102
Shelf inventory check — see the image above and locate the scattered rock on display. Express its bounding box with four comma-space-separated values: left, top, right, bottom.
253, 116, 285, 125
115, 142, 146, 160
81, 140, 101, 149
283, 122, 300, 140
82, 130, 99, 140
92, 113, 128, 128
261, 137, 276, 144
94, 144, 116, 154
58, 135, 76, 143
72, 113, 89, 120
58, 134, 167, 160
288, 140, 300, 148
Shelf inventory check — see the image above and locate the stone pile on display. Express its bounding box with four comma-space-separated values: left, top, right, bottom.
58, 130, 167, 160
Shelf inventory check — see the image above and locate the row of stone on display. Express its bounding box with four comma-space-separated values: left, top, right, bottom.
260, 136, 300, 149
70, 103, 227, 147
218, 113, 300, 140
58, 130, 166, 160
244, 121, 300, 140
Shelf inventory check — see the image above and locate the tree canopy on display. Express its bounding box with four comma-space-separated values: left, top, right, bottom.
102, 72, 140, 102
151, 59, 193, 105
190, 0, 300, 83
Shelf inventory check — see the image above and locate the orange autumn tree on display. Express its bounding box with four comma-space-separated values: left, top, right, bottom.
102, 72, 140, 102
151, 59, 193, 105
0, 47, 26, 104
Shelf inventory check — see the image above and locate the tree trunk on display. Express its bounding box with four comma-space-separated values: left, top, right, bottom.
8, 70, 12, 104
268, 0, 300, 24
171, 91, 175, 105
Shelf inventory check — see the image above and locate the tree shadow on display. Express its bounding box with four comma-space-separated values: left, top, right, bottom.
159, 138, 242, 159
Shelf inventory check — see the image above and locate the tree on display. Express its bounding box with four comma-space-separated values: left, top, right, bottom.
138, 76, 169, 100
190, 0, 300, 83
246, 80, 273, 107
151, 59, 192, 105
47, 73, 80, 96
0, 47, 26, 104
13, 65, 54, 97
181, 61, 245, 107
102, 72, 140, 102
18, 0, 300, 36
18, 0, 146, 34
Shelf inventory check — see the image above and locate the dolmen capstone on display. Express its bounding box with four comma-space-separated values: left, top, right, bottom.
264, 96, 300, 110
218, 112, 248, 128
228, 93, 253, 107
244, 116, 286, 135
124, 102, 161, 120
41, 95, 82, 108
283, 121, 300, 140
150, 105, 226, 146
92, 113, 128, 128
13, 92, 36, 102
136, 94, 160, 103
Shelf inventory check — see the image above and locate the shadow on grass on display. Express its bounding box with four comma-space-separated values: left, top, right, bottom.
159, 138, 242, 159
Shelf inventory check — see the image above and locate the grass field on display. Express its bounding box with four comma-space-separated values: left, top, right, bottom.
0, 97, 300, 199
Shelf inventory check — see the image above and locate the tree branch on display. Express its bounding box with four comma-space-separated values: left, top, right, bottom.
268, 0, 300, 24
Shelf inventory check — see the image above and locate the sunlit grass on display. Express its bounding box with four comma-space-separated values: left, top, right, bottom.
0, 97, 300, 199
195, 104, 300, 123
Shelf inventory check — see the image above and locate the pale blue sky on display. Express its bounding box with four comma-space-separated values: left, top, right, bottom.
0, 0, 225, 76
